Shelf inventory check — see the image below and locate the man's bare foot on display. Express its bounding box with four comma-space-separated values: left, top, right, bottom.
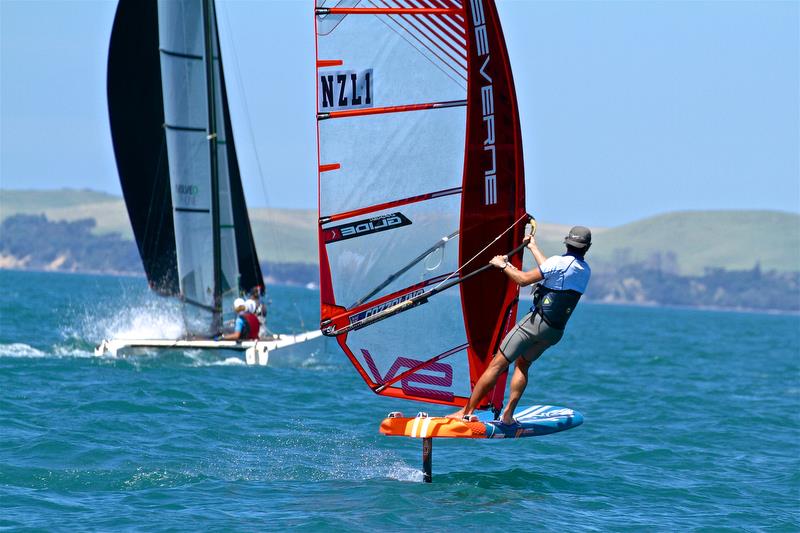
500, 413, 515, 425
446, 409, 465, 420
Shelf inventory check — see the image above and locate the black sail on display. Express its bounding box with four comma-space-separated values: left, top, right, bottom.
107, 0, 178, 295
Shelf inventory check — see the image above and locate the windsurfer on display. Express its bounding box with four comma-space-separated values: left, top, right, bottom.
217, 298, 260, 341
448, 226, 592, 424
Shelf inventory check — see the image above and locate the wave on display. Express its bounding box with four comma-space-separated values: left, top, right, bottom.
51, 345, 94, 358
67, 299, 186, 342
0, 343, 47, 358
186, 352, 246, 367
0, 342, 95, 359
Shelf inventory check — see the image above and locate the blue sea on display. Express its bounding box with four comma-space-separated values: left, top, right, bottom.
1, 269, 798, 531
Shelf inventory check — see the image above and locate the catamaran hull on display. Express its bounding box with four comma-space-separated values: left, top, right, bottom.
94, 330, 323, 366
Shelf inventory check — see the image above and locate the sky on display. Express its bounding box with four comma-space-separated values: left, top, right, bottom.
1, 0, 798, 228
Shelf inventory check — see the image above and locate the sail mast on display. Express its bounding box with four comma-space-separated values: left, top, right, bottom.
202, 0, 223, 331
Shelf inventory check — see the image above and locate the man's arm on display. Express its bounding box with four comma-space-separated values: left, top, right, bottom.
487, 235, 551, 287
218, 317, 244, 341
489, 254, 543, 287
526, 235, 548, 266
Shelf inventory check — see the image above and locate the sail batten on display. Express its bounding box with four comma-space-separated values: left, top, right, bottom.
318, 7, 460, 15
320, 187, 461, 223
159, 49, 204, 60
319, 99, 466, 120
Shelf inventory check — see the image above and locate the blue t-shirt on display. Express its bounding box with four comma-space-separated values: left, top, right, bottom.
234, 315, 246, 333
538, 253, 591, 294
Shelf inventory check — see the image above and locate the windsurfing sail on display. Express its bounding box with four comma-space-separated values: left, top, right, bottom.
315, 0, 526, 412
107, 0, 263, 335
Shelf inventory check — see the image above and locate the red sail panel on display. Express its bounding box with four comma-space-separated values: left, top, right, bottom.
459, 0, 526, 412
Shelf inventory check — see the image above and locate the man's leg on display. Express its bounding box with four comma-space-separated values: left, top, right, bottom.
500, 357, 530, 424
447, 351, 510, 418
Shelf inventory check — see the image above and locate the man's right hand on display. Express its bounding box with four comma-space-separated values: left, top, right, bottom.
489, 255, 507, 268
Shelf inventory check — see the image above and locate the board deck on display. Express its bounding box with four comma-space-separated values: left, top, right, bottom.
93, 330, 323, 365
380, 404, 583, 439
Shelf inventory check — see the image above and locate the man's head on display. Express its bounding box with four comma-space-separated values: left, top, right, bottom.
564, 226, 591, 255
233, 297, 247, 314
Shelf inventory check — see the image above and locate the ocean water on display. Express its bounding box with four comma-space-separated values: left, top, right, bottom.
1, 269, 798, 531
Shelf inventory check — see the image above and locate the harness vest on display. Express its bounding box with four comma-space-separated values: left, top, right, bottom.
242, 312, 260, 340
531, 285, 582, 330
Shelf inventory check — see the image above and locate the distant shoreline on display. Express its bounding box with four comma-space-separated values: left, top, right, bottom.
0, 266, 318, 288
3, 267, 796, 317
580, 298, 800, 318
517, 292, 799, 317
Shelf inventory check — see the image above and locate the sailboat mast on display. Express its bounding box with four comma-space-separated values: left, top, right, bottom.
202, 0, 223, 332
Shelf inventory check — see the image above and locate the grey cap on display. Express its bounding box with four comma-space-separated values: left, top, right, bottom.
564, 226, 592, 249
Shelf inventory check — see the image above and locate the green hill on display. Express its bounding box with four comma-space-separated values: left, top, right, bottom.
247, 208, 317, 264
0, 189, 133, 239
589, 210, 800, 275
0, 188, 119, 212
0, 188, 317, 264
1, 189, 798, 273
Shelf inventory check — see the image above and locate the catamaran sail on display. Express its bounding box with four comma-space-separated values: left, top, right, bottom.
108, 0, 262, 335
316, 0, 526, 413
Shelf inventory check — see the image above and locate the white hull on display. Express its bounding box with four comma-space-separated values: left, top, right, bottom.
94, 330, 323, 366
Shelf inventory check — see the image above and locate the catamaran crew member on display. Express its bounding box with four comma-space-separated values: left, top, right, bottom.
246, 286, 267, 338
217, 298, 260, 341
448, 226, 592, 425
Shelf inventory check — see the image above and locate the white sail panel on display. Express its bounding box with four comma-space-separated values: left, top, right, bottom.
317, 3, 467, 105
159, 55, 208, 130
321, 195, 461, 307
163, 132, 215, 314
344, 290, 472, 403
159, 0, 215, 323
158, 0, 204, 54
319, 107, 465, 217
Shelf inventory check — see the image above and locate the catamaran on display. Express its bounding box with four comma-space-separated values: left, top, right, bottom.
95, 0, 322, 364
315, 0, 582, 481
